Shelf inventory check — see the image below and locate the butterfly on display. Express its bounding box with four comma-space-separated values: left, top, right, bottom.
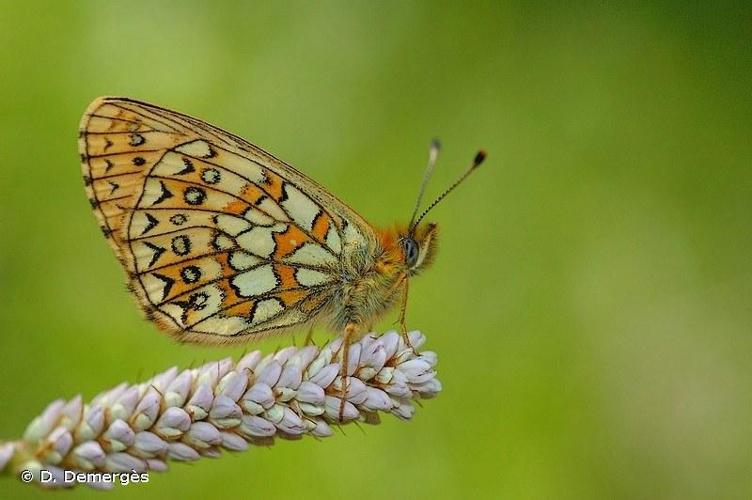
78, 97, 484, 415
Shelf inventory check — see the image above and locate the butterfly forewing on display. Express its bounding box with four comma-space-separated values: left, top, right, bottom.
79, 97, 374, 343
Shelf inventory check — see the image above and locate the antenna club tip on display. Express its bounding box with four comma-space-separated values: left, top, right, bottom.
431, 138, 442, 150
473, 150, 487, 167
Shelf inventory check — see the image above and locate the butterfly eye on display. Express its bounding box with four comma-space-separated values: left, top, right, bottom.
401, 237, 420, 268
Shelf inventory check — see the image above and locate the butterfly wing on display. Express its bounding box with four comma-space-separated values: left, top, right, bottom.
79, 97, 376, 344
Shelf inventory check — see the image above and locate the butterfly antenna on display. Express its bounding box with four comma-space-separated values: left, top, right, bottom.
411, 150, 486, 230
408, 139, 442, 233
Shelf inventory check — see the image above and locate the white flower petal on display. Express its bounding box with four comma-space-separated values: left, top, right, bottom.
238, 415, 276, 438
380, 331, 401, 359
309, 363, 339, 388
243, 383, 275, 409
164, 370, 193, 407
23, 400, 64, 442
256, 360, 283, 387
217, 371, 248, 402
273, 346, 298, 365
154, 407, 191, 439
236, 351, 262, 372
220, 432, 248, 451
277, 364, 303, 389
105, 452, 146, 473
363, 388, 392, 412
297, 381, 325, 405
168, 442, 200, 461
102, 419, 135, 452
133, 431, 168, 457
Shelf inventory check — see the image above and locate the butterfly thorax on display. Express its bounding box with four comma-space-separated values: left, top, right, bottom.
323, 228, 406, 332
323, 224, 438, 333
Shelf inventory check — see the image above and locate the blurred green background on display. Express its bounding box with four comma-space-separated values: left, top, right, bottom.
1, 1, 751, 498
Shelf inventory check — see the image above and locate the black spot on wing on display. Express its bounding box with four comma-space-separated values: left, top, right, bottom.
171, 235, 192, 256
151, 272, 175, 301
173, 291, 209, 323
143, 241, 166, 268
201, 168, 221, 184
141, 213, 160, 235
184, 186, 206, 206
210, 230, 232, 251
176, 157, 195, 175
152, 180, 174, 205
246, 301, 259, 323
180, 265, 201, 284
279, 183, 290, 203
170, 213, 188, 226
129, 133, 146, 146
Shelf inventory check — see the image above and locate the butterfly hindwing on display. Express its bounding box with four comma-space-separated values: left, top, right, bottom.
79, 97, 373, 343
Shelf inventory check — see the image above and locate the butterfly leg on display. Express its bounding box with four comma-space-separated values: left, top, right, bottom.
338, 323, 357, 422
398, 278, 415, 351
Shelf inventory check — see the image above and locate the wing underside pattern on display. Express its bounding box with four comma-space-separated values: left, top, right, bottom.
79, 97, 373, 342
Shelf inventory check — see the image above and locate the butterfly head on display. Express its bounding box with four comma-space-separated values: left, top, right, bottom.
399, 222, 438, 275
399, 140, 485, 275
